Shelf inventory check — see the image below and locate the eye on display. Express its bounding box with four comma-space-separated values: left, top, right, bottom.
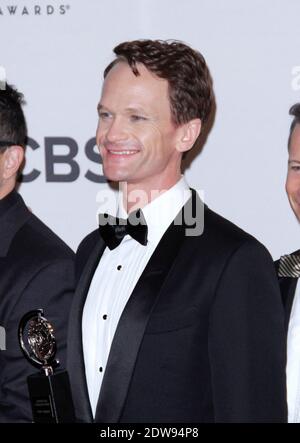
99, 111, 111, 120
130, 115, 147, 122
291, 165, 300, 171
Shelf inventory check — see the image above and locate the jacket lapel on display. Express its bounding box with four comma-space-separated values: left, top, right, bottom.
67, 238, 106, 422
278, 276, 298, 331
275, 258, 298, 331
95, 189, 203, 422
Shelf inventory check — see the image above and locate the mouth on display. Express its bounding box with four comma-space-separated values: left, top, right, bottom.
102, 143, 141, 158
108, 150, 139, 156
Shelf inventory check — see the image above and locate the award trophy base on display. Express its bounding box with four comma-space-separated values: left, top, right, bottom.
27, 369, 76, 423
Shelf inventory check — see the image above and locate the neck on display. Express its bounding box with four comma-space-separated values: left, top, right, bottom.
120, 174, 182, 213
0, 181, 15, 200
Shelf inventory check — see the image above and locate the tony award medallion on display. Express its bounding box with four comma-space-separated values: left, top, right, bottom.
18, 309, 75, 423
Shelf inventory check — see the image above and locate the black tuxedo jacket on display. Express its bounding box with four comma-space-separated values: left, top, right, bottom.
0, 192, 75, 422
275, 257, 298, 331
68, 190, 287, 423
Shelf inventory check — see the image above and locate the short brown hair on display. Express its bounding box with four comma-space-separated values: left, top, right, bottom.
104, 39, 214, 126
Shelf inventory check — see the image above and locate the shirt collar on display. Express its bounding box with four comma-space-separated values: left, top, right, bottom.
118, 176, 191, 245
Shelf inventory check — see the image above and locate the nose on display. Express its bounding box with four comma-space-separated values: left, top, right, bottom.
104, 116, 128, 143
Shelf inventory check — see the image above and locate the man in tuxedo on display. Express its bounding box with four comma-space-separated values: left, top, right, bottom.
0, 84, 75, 422
68, 39, 287, 423
277, 103, 300, 422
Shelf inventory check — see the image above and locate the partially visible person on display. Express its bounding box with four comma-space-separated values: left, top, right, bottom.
0, 84, 75, 422
277, 103, 300, 423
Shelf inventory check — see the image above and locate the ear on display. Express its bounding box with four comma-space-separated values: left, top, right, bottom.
3, 145, 24, 179
176, 118, 202, 153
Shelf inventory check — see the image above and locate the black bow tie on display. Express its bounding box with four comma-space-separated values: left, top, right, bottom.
98, 209, 148, 250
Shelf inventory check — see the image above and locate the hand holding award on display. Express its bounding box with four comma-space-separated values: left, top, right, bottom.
18, 309, 75, 423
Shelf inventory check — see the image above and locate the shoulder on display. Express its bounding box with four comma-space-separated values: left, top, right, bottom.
204, 205, 253, 241
203, 205, 268, 254
188, 189, 260, 250
16, 213, 75, 262
183, 203, 274, 275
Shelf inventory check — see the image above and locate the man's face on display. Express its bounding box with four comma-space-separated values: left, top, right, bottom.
286, 123, 300, 221
96, 62, 184, 195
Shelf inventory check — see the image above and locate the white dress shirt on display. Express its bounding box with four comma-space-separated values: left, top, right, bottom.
287, 279, 300, 422
82, 177, 191, 416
